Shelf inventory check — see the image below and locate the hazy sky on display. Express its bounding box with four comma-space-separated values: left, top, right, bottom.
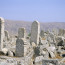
0, 0, 65, 22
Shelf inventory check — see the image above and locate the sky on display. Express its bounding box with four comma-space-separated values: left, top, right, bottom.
0, 0, 65, 22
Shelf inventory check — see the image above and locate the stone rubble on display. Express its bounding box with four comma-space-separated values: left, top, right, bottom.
0, 17, 65, 65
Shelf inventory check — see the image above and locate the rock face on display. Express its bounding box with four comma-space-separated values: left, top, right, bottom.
18, 28, 26, 39
30, 21, 40, 45
0, 17, 4, 50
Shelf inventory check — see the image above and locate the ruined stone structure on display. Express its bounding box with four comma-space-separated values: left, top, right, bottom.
30, 21, 40, 45
0, 17, 65, 65
0, 17, 4, 50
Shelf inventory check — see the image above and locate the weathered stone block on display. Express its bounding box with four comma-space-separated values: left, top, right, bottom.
42, 59, 58, 65
30, 21, 40, 45
15, 38, 27, 57
0, 17, 4, 50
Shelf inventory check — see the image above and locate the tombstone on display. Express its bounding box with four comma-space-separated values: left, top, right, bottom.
4, 30, 10, 41
15, 38, 27, 57
18, 28, 26, 38
0, 17, 4, 50
42, 59, 58, 65
30, 21, 40, 45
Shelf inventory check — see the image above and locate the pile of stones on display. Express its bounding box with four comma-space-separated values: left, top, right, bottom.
0, 17, 65, 65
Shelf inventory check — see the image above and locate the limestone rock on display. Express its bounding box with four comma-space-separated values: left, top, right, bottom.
15, 38, 27, 57
2, 48, 8, 55
30, 21, 40, 45
31, 42, 36, 48
7, 51, 14, 57
0, 17, 4, 50
35, 56, 44, 62
18, 28, 26, 39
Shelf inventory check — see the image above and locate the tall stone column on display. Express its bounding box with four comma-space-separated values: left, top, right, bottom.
0, 17, 4, 50
30, 21, 40, 45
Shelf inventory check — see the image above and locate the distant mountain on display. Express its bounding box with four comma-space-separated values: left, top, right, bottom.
4, 20, 65, 35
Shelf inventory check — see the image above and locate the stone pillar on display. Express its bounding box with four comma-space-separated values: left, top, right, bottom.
0, 17, 4, 50
18, 28, 26, 38
15, 38, 27, 57
30, 21, 40, 45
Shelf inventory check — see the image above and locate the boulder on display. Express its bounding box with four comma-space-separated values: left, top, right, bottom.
49, 51, 55, 58
31, 42, 36, 48
0, 51, 5, 55
7, 51, 14, 57
2, 48, 8, 55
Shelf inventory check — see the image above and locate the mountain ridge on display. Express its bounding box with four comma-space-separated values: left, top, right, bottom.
4, 19, 65, 35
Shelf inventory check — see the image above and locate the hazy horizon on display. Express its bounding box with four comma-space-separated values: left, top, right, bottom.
5, 19, 65, 23
0, 0, 65, 22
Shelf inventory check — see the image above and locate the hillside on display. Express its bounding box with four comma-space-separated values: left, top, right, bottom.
4, 20, 65, 35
